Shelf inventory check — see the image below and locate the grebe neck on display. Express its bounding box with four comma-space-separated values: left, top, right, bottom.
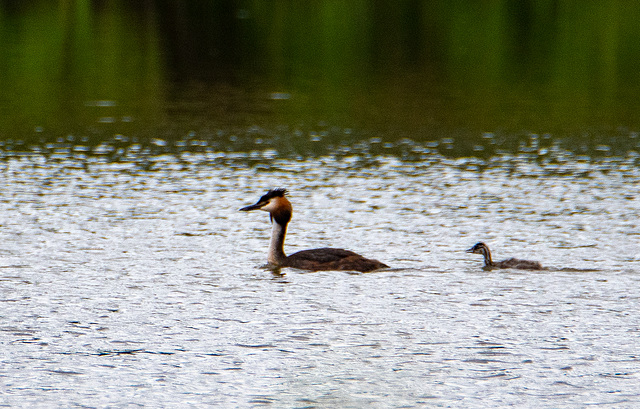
482, 246, 494, 267
268, 220, 288, 266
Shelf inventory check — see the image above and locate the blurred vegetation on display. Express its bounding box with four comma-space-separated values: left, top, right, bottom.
0, 0, 639, 161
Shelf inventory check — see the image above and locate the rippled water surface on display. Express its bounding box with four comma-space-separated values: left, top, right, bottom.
1, 156, 639, 408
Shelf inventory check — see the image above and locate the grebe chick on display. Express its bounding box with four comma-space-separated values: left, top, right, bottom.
466, 242, 543, 270
240, 188, 388, 272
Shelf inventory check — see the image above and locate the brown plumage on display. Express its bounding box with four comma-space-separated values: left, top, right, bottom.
466, 242, 544, 270
240, 188, 388, 272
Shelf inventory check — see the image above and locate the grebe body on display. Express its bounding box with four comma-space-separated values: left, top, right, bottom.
240, 188, 388, 272
466, 242, 543, 270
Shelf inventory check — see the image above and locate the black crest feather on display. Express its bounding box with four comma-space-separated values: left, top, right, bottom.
260, 188, 287, 202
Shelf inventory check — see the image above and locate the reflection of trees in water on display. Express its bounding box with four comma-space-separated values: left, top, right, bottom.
0, 1, 638, 157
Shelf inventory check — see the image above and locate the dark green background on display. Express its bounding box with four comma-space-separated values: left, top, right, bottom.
1, 1, 639, 160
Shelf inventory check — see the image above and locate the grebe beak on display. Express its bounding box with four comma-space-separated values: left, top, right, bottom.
239, 202, 264, 211
239, 198, 269, 211
466, 247, 475, 253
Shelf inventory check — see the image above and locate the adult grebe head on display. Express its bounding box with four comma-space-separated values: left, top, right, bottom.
239, 188, 292, 225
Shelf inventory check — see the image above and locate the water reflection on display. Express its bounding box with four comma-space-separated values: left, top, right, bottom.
1, 1, 639, 159
2, 131, 638, 178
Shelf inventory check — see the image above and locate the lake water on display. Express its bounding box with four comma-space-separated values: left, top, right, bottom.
2, 2, 640, 407
1, 154, 638, 408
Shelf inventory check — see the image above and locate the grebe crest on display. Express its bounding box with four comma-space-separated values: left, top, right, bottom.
467, 242, 543, 270
240, 188, 292, 225
240, 188, 388, 272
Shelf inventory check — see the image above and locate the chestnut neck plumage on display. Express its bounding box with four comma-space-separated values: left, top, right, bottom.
266, 205, 292, 266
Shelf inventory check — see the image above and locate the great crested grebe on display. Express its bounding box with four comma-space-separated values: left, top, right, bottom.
467, 242, 544, 270
239, 188, 388, 272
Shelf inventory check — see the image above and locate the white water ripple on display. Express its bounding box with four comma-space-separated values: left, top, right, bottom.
0, 158, 638, 408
